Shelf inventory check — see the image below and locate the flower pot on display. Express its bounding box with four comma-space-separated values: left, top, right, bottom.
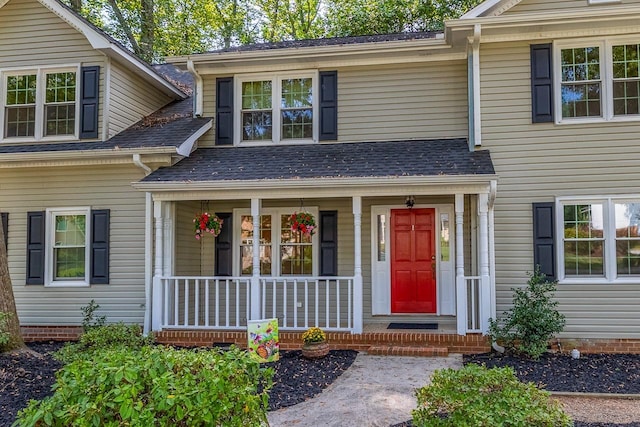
301, 341, 329, 359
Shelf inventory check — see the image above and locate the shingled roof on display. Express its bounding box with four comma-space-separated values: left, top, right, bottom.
204, 32, 440, 54
141, 139, 494, 183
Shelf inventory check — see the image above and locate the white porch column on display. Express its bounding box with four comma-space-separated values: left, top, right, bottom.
478, 193, 491, 334
455, 194, 467, 335
144, 192, 153, 334
250, 198, 262, 320
352, 196, 363, 334
162, 202, 175, 277
152, 200, 164, 331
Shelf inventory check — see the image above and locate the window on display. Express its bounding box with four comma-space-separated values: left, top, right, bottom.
555, 39, 640, 123
46, 208, 90, 286
235, 208, 317, 276
236, 72, 317, 145
558, 197, 640, 282
2, 67, 78, 140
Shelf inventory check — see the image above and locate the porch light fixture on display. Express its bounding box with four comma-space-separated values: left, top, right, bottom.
405, 196, 415, 208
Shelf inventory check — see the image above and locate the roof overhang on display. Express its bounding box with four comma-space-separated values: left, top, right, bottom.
133, 174, 499, 201
10, 0, 186, 100
166, 37, 468, 74
461, 0, 523, 19
447, 6, 640, 44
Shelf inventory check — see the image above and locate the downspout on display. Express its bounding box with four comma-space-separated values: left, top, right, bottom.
468, 24, 482, 149
187, 59, 203, 117
133, 154, 153, 335
488, 179, 504, 353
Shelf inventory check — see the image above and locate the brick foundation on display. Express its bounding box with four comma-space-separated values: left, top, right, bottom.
19, 326, 640, 355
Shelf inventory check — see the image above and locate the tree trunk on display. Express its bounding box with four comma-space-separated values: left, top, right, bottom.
140, 0, 155, 62
0, 215, 25, 352
69, 0, 82, 12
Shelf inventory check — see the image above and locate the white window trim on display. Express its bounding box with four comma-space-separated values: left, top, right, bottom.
0, 64, 81, 143
588, 0, 621, 4
554, 37, 640, 125
234, 71, 319, 146
556, 195, 640, 284
232, 207, 319, 277
45, 207, 91, 287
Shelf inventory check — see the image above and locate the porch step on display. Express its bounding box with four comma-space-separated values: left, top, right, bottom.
366, 345, 449, 357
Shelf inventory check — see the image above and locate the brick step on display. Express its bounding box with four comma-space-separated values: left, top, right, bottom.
366, 345, 449, 357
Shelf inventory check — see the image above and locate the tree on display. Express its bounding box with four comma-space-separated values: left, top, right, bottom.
257, 0, 325, 42
0, 215, 25, 352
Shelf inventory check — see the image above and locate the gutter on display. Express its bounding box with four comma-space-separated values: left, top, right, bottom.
176, 120, 212, 157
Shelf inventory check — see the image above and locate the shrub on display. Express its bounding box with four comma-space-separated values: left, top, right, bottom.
0, 312, 10, 351
488, 267, 565, 359
55, 323, 153, 363
80, 299, 106, 331
412, 364, 572, 427
16, 345, 273, 427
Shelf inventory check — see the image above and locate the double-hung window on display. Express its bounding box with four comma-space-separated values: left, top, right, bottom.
45, 208, 90, 286
2, 67, 78, 141
236, 72, 317, 145
558, 197, 640, 282
555, 39, 640, 123
235, 208, 317, 276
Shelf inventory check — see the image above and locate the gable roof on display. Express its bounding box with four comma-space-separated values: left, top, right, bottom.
0, 0, 186, 100
139, 139, 495, 186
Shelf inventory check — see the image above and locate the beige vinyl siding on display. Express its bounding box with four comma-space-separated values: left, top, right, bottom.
2, 164, 148, 325
480, 40, 640, 338
108, 61, 173, 137
197, 61, 468, 147
0, 0, 106, 138
504, 0, 640, 14
175, 201, 203, 276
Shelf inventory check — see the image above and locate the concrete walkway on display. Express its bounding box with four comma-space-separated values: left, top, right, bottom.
267, 353, 463, 427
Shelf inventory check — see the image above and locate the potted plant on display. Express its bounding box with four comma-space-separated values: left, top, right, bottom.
193, 212, 223, 240
301, 326, 329, 359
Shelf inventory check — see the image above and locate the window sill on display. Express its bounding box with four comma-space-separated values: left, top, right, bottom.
237, 139, 317, 147
559, 278, 640, 285
45, 281, 90, 288
0, 135, 79, 144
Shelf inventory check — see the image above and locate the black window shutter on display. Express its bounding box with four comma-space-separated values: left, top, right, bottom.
1, 212, 7, 250
530, 44, 554, 123
319, 71, 338, 141
216, 77, 234, 146
26, 211, 45, 285
215, 213, 233, 276
91, 209, 110, 284
533, 202, 556, 280
80, 66, 100, 139
319, 211, 338, 276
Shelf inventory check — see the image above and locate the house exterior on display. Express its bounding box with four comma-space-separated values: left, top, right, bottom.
4, 0, 640, 353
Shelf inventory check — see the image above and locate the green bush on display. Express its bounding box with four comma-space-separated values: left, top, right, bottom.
0, 312, 10, 350
412, 364, 572, 427
55, 323, 154, 363
488, 267, 565, 359
16, 345, 273, 427
80, 299, 106, 331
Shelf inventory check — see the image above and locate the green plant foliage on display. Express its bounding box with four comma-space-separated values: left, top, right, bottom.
80, 299, 106, 331
54, 323, 154, 364
16, 345, 273, 427
488, 267, 566, 359
0, 312, 11, 350
412, 364, 572, 427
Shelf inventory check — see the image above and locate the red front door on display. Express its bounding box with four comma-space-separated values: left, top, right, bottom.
391, 208, 437, 313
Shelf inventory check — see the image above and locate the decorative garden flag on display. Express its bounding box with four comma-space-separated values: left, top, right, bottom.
247, 318, 280, 363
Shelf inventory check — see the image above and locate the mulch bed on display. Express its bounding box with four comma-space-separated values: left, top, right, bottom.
0, 342, 357, 427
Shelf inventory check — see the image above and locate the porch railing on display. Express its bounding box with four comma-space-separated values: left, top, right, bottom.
153, 276, 354, 332
463, 275, 490, 334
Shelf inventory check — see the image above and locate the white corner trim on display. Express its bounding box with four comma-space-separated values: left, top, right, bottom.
472, 24, 482, 147
460, 0, 523, 19
176, 120, 213, 157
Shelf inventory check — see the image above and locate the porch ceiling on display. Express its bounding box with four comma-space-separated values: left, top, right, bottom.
138, 139, 495, 191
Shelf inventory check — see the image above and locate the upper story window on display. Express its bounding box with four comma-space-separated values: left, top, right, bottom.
236, 72, 317, 145
2, 67, 79, 141
555, 39, 640, 123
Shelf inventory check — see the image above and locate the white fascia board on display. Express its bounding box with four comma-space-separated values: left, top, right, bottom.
0, 146, 177, 165
461, 0, 508, 19
133, 174, 499, 194
32, 0, 185, 100
166, 37, 450, 66
176, 120, 213, 157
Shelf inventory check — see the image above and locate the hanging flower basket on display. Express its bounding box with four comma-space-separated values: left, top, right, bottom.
289, 211, 316, 237
193, 212, 223, 240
